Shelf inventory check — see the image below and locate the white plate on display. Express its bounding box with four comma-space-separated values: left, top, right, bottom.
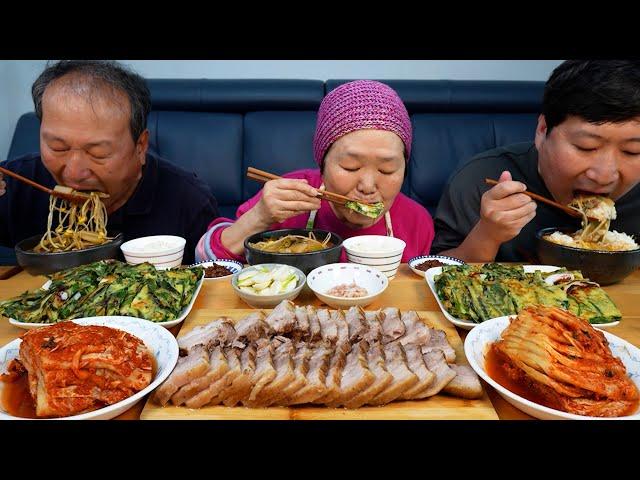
0, 316, 178, 420
190, 259, 243, 281
408, 254, 466, 278
425, 265, 620, 330
8, 271, 204, 330
464, 315, 640, 420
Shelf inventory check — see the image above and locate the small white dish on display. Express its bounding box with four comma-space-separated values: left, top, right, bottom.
306, 263, 389, 309
231, 263, 306, 309
342, 235, 406, 279
0, 316, 178, 420
408, 255, 465, 278
191, 259, 243, 281
8, 271, 205, 330
120, 235, 186, 269
424, 264, 621, 330
464, 315, 640, 420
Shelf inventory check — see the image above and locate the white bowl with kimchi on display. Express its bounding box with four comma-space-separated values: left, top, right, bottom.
307, 263, 389, 309
465, 314, 640, 420
0, 316, 178, 420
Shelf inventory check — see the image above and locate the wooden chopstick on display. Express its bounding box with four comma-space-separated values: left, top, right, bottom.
247, 167, 374, 206
0, 165, 108, 203
484, 178, 597, 221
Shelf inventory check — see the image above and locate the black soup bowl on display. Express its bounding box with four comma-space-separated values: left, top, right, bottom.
536, 226, 640, 285
244, 228, 343, 275
15, 231, 124, 276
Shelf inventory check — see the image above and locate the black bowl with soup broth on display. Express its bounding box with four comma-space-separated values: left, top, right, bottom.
244, 228, 343, 275
15, 231, 124, 276
536, 227, 640, 285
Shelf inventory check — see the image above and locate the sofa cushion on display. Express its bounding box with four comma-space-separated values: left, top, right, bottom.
147, 110, 243, 218
243, 111, 318, 201
409, 113, 538, 213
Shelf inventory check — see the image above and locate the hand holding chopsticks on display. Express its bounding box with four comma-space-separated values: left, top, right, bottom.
247, 166, 374, 206
484, 178, 595, 222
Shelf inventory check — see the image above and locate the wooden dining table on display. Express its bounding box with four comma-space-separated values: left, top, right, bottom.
1, 263, 639, 420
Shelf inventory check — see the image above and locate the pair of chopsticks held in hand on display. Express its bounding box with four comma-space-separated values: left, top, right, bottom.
0, 164, 109, 204
246, 167, 376, 207
484, 178, 597, 222
248, 168, 589, 222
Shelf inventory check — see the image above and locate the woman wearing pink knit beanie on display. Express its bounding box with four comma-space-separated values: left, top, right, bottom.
196, 80, 435, 263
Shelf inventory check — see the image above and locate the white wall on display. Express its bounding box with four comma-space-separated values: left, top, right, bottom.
0, 60, 563, 159
122, 60, 562, 81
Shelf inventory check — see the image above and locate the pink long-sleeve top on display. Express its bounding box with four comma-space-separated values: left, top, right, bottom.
195, 169, 434, 263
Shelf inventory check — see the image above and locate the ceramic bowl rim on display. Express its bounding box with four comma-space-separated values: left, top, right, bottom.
306, 262, 389, 301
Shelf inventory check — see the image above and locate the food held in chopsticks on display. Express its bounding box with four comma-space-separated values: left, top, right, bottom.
0, 321, 153, 418
153, 299, 482, 409
247, 167, 384, 219
545, 194, 638, 251
35, 186, 112, 253
434, 263, 621, 324
344, 200, 385, 219
488, 305, 639, 417
248, 231, 333, 253
0, 260, 203, 324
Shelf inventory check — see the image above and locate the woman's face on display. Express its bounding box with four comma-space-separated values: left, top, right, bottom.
322, 129, 406, 229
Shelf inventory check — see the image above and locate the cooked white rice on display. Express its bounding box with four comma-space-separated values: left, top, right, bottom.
545, 230, 638, 251
602, 230, 638, 250
546, 231, 575, 247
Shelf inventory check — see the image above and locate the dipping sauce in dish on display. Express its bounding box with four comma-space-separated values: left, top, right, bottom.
204, 264, 233, 278
414, 259, 446, 271
326, 282, 369, 298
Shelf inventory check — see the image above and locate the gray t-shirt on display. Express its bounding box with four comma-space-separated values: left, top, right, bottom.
431, 142, 640, 262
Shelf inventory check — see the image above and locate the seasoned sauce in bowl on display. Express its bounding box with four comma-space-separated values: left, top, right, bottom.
414, 259, 446, 271
204, 264, 233, 278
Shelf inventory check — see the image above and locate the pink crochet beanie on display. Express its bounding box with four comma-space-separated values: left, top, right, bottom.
313, 80, 412, 167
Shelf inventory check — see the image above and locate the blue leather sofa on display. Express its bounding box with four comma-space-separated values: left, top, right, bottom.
3, 79, 544, 264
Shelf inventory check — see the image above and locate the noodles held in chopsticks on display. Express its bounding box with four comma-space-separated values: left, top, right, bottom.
34, 191, 111, 252
545, 194, 638, 251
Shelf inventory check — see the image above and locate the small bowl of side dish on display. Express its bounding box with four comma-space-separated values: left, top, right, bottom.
191, 259, 243, 281
408, 255, 466, 278
231, 263, 306, 308
306, 263, 389, 309
120, 235, 186, 269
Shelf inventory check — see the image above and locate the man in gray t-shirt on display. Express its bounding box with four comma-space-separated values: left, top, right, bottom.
432, 60, 640, 263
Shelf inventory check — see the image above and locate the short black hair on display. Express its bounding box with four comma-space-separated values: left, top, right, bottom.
32, 60, 151, 142
542, 60, 640, 133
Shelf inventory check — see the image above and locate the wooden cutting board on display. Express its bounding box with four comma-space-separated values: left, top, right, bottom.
140, 309, 498, 420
